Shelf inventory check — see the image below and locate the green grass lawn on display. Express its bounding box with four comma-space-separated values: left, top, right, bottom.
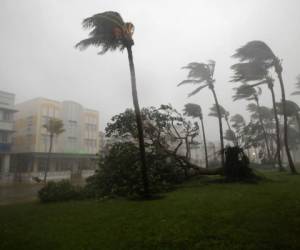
1, 171, 300, 250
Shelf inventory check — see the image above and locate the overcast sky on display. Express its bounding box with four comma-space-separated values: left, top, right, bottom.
1, 0, 300, 140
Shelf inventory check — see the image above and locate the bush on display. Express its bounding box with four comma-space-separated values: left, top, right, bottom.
38, 180, 82, 203
84, 142, 185, 199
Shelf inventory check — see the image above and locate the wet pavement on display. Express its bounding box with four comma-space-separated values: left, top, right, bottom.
0, 178, 86, 205
0, 183, 43, 205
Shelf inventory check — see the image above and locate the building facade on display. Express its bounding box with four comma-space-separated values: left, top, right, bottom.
0, 91, 17, 178
11, 98, 99, 181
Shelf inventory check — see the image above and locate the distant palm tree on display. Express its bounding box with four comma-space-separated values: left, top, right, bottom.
231, 61, 283, 170
276, 100, 300, 132
291, 75, 300, 96
183, 103, 208, 168
43, 118, 65, 182
233, 40, 296, 173
232, 84, 272, 161
76, 11, 150, 196
230, 114, 246, 146
208, 104, 237, 145
178, 61, 225, 168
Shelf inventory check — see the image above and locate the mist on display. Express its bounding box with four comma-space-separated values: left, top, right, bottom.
1, 0, 300, 141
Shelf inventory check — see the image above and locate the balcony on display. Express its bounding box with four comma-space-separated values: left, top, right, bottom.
0, 143, 11, 153
0, 120, 14, 131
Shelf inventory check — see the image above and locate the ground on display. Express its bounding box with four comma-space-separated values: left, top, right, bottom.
1, 171, 300, 250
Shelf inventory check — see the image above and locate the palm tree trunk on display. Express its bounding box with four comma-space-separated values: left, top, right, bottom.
44, 134, 53, 183
275, 67, 297, 173
269, 86, 283, 171
210, 85, 225, 168
126, 45, 150, 197
255, 98, 272, 161
200, 117, 209, 168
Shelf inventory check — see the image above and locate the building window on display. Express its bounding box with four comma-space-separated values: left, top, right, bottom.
0, 132, 8, 143
0, 110, 12, 121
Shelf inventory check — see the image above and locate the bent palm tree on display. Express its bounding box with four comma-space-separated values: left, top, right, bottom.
178, 61, 225, 168
232, 84, 271, 160
231, 61, 283, 170
76, 11, 150, 196
183, 103, 208, 168
233, 41, 296, 173
43, 118, 65, 182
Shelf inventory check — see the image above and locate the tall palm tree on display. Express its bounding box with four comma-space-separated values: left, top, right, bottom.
232, 84, 272, 161
43, 118, 65, 182
233, 40, 296, 173
231, 61, 283, 170
178, 61, 225, 168
291, 75, 300, 96
76, 11, 150, 196
183, 103, 208, 168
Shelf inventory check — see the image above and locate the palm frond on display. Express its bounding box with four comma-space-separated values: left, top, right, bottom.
224, 129, 236, 142
276, 100, 300, 116
182, 62, 211, 80
232, 84, 257, 101
208, 104, 226, 118
177, 79, 204, 86
43, 118, 65, 136
249, 79, 268, 88
230, 61, 268, 82
82, 12, 124, 30
183, 103, 202, 118
247, 103, 258, 114
233, 40, 275, 65
187, 84, 208, 97
76, 11, 133, 54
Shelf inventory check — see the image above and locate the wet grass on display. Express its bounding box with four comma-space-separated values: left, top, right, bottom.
1, 170, 300, 250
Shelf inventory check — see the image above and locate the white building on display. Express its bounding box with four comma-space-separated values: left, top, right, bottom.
0, 91, 17, 178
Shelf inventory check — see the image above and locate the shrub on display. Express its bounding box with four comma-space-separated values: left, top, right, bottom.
38, 180, 82, 203
84, 142, 185, 199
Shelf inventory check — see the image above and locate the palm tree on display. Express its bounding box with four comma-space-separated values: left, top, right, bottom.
43, 118, 65, 182
232, 84, 272, 161
291, 75, 300, 96
183, 103, 208, 168
208, 104, 229, 129
208, 104, 237, 146
230, 114, 248, 153
233, 40, 296, 173
178, 61, 225, 168
76, 11, 150, 196
277, 100, 300, 132
231, 61, 283, 170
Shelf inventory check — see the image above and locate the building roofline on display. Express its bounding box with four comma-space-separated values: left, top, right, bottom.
0, 90, 15, 97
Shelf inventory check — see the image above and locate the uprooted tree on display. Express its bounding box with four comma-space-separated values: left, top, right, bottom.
86, 105, 257, 198
104, 105, 220, 177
